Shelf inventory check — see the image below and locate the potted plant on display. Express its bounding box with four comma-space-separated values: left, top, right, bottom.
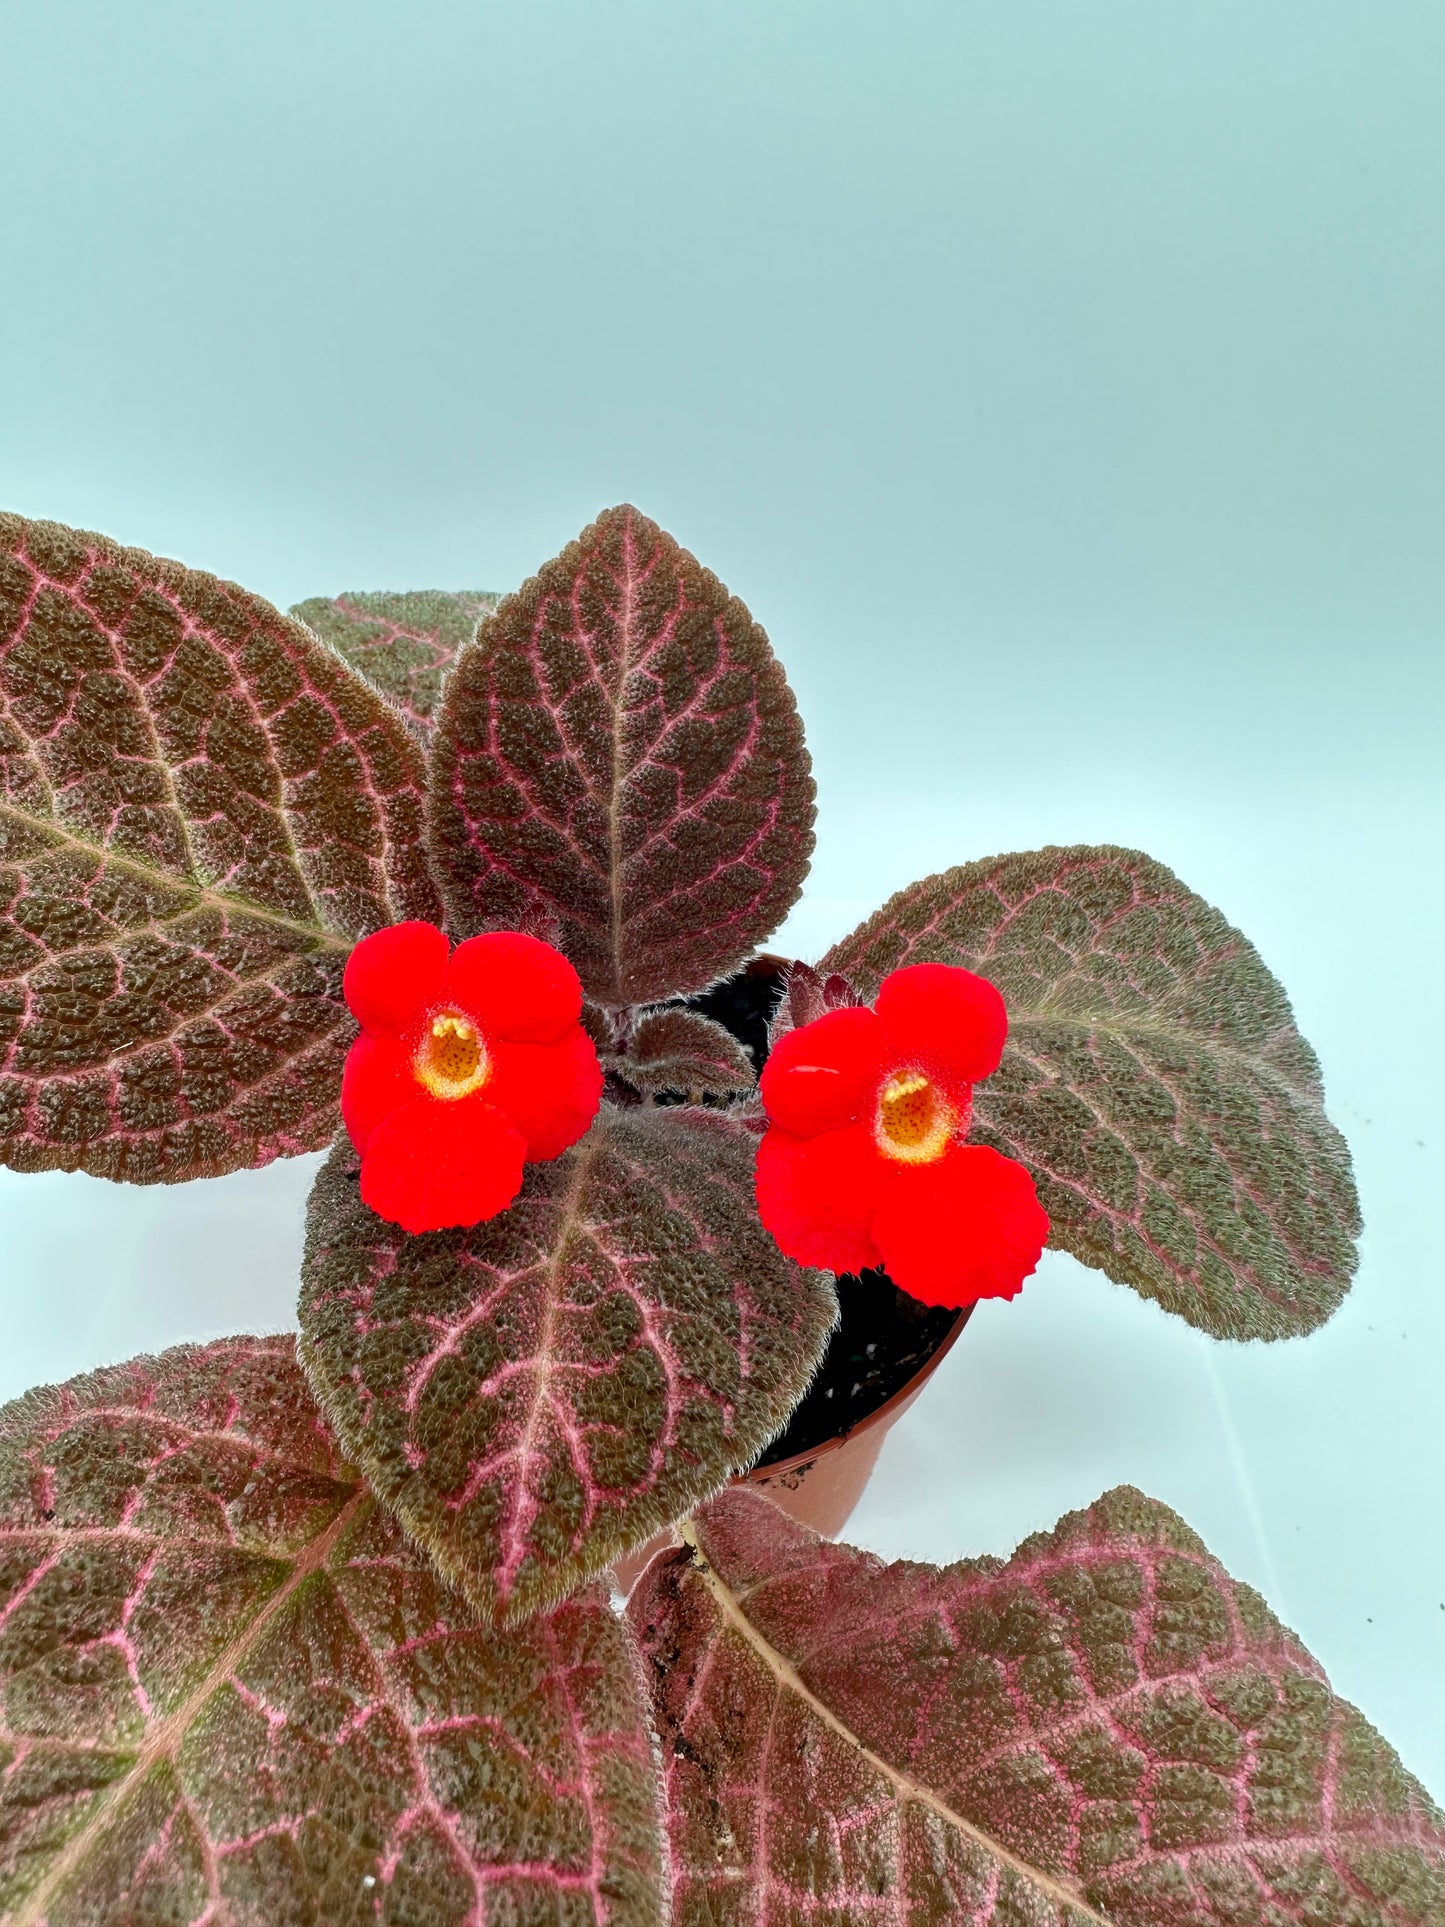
0, 503, 1439, 1926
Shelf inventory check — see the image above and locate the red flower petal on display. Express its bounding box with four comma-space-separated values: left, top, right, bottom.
446, 931, 584, 1042
344, 921, 449, 1038
359, 1092, 528, 1234
871, 1144, 1048, 1308
341, 1035, 414, 1155
759, 1007, 888, 1140
486, 1029, 604, 1161
874, 962, 1008, 1087
755, 1123, 885, 1275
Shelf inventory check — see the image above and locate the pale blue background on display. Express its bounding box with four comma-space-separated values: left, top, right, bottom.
3, 1, 1443, 1795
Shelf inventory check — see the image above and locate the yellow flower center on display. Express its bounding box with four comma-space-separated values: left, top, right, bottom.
414, 1010, 489, 1101
876, 1069, 954, 1163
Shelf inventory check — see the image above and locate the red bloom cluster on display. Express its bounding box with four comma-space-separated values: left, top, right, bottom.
341, 922, 602, 1234
755, 963, 1048, 1307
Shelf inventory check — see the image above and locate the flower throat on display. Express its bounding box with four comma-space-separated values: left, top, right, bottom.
415, 1011, 488, 1100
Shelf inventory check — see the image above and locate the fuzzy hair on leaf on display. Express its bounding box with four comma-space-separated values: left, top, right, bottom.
299, 1106, 836, 1626
292, 587, 499, 740
0, 513, 439, 1184
822, 845, 1360, 1340
631, 1485, 1445, 1927
0, 1336, 666, 1926
615, 1007, 758, 1099
427, 504, 817, 1006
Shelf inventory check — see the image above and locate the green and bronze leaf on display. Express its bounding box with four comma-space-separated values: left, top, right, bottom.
0, 1337, 665, 1926
822, 846, 1360, 1340
612, 1008, 758, 1101
0, 514, 440, 1183
428, 505, 816, 1006
299, 1106, 835, 1625
292, 589, 499, 740
631, 1486, 1445, 1927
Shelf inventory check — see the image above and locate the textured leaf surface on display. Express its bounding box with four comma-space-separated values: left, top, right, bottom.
632, 1486, 1445, 1927
774, 959, 861, 1035
0, 1336, 664, 1927
821, 846, 1359, 1339
0, 514, 439, 1182
428, 505, 816, 1005
616, 1009, 757, 1099
292, 590, 499, 740
299, 1108, 834, 1625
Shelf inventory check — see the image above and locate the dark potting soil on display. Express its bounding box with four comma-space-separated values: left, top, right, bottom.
680, 957, 965, 1463
755, 1267, 961, 1464
683, 951, 791, 1073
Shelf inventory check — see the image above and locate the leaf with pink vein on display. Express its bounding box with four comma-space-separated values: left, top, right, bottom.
293, 589, 499, 740
630, 1486, 1445, 1927
427, 504, 816, 1005
298, 1107, 835, 1626
0, 1336, 665, 1926
820, 845, 1360, 1340
0, 513, 440, 1183
613, 1008, 758, 1099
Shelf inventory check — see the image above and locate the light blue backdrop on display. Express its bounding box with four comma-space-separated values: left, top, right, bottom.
3, 0, 1442, 1794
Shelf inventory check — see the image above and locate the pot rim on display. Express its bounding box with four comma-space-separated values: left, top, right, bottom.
746, 1297, 975, 1484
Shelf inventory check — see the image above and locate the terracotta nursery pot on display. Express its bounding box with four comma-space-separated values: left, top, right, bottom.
742, 1299, 974, 1537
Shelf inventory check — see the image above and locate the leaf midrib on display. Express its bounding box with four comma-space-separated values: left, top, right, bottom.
13, 1486, 367, 1927
0, 799, 351, 955
493, 1133, 602, 1612
678, 1519, 1117, 1927
1006, 1006, 1321, 1108
601, 529, 637, 1004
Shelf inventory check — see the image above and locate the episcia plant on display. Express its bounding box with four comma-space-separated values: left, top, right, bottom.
0, 502, 1440, 1927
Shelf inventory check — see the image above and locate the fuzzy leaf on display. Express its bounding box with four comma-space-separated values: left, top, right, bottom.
821, 846, 1359, 1340
618, 1009, 757, 1098
428, 504, 816, 1005
292, 589, 499, 740
0, 514, 440, 1182
769, 958, 861, 1049
0, 1336, 665, 1927
298, 1108, 834, 1626
631, 1486, 1445, 1927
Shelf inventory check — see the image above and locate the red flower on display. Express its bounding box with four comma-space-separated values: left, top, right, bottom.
755, 963, 1048, 1307
341, 922, 602, 1234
